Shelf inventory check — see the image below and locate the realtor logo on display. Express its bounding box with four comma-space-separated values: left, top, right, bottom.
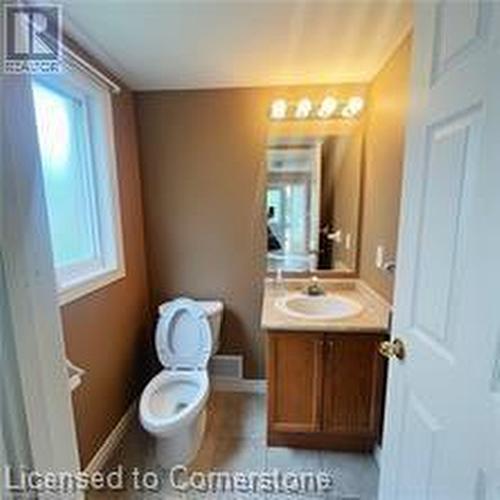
3, 4, 62, 74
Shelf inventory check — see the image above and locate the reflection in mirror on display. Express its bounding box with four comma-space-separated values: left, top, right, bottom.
266, 133, 362, 273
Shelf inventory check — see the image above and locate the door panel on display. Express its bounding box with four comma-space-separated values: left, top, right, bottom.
267, 333, 323, 433
379, 2, 500, 499
431, 0, 491, 82
1, 74, 81, 488
396, 392, 441, 499
413, 106, 482, 349
0, 253, 33, 476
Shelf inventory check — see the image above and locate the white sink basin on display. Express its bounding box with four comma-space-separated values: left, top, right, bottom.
276, 293, 363, 321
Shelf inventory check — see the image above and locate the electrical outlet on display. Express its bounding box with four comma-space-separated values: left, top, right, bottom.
345, 233, 351, 250
376, 245, 385, 269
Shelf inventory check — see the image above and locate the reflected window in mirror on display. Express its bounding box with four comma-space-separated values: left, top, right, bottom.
266, 134, 362, 274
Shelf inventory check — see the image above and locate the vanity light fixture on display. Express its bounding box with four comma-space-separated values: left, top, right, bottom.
270, 98, 288, 120
317, 96, 338, 119
269, 95, 364, 121
295, 98, 313, 119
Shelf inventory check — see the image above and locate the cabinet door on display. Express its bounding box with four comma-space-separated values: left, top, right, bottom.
267, 333, 324, 434
322, 334, 385, 438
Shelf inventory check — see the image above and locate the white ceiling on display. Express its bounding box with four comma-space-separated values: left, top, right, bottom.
59, 0, 412, 91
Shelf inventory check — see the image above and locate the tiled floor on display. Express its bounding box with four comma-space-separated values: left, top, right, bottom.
88, 392, 378, 499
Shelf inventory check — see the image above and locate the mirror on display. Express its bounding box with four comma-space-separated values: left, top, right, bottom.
266, 133, 362, 273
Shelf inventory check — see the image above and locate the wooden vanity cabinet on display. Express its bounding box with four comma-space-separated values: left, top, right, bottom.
321, 333, 386, 442
266, 330, 388, 451
267, 333, 324, 434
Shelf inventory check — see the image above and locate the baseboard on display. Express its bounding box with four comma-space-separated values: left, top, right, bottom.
83, 400, 137, 475
212, 377, 267, 394
209, 354, 244, 379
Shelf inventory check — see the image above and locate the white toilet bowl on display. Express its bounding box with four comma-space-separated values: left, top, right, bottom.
139, 297, 222, 468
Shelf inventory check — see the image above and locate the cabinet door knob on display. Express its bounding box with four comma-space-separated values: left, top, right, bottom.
378, 338, 406, 360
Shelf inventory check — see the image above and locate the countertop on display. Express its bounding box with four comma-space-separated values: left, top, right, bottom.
260, 278, 391, 333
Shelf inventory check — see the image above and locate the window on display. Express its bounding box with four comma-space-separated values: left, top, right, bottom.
267, 180, 309, 254
31, 70, 124, 305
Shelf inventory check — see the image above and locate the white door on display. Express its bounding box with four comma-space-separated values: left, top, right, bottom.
379, 2, 500, 499
1, 73, 82, 496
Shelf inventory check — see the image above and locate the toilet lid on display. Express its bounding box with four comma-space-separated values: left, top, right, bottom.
155, 297, 212, 370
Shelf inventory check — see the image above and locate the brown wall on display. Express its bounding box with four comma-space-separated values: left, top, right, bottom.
62, 88, 152, 468
359, 36, 412, 301
135, 84, 366, 378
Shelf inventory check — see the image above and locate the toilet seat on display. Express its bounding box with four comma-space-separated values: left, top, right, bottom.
140, 298, 212, 438
139, 369, 209, 436
156, 297, 212, 371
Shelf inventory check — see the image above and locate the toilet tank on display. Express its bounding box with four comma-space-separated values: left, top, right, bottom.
158, 299, 223, 354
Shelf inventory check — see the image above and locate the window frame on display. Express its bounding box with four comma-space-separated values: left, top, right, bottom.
32, 68, 125, 305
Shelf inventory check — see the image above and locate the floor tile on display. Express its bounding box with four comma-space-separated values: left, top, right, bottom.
266, 446, 322, 471
320, 451, 378, 500
92, 391, 379, 499
209, 392, 266, 439
212, 437, 266, 472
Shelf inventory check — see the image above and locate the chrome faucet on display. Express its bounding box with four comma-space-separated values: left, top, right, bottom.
304, 276, 325, 296
274, 268, 286, 295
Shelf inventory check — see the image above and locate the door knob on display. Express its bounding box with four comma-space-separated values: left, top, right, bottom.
378, 338, 406, 360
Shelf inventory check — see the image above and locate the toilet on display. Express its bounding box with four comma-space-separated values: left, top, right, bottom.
139, 297, 223, 467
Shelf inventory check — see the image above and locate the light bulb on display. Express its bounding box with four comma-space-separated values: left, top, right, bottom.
341, 105, 354, 118
295, 98, 313, 119
317, 96, 338, 118
348, 96, 364, 113
341, 96, 364, 118
270, 99, 287, 120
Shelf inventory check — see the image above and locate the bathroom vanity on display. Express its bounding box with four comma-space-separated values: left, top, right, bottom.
261, 279, 391, 452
